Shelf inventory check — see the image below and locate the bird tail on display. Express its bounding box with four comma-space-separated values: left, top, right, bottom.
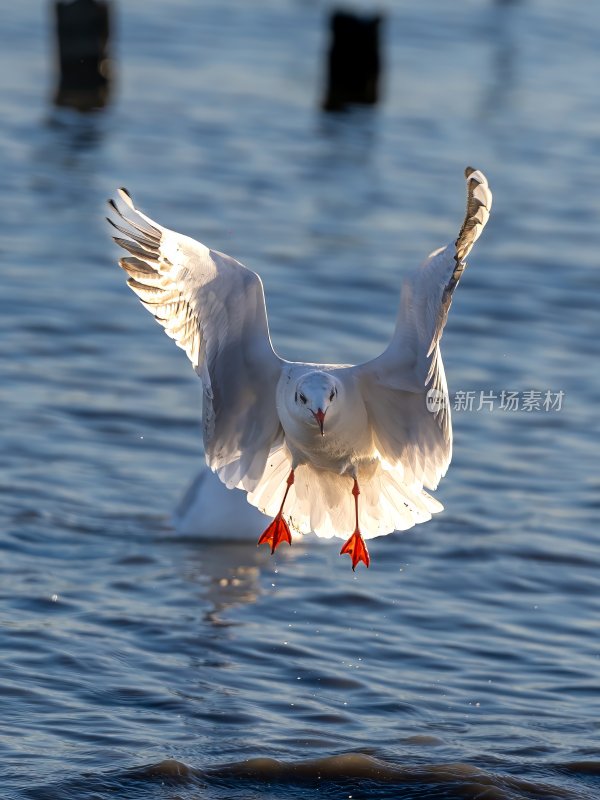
245, 446, 442, 540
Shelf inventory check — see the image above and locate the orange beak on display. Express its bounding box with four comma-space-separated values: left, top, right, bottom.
313, 408, 326, 436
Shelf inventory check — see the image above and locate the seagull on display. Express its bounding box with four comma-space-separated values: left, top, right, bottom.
108, 168, 491, 570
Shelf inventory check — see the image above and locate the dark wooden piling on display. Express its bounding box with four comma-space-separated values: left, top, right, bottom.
322, 10, 383, 112
53, 0, 112, 111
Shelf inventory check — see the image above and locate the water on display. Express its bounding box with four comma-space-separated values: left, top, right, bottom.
1, 1, 599, 798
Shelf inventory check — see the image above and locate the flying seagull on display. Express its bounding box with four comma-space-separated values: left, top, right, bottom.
108, 168, 491, 570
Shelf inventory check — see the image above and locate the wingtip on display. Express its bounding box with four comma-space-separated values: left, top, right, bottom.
453, 165, 492, 265
117, 187, 134, 209
464, 166, 490, 190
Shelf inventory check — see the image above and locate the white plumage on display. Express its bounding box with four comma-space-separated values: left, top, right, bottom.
108, 168, 491, 565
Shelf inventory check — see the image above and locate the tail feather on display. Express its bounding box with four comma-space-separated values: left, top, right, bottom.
243, 449, 443, 541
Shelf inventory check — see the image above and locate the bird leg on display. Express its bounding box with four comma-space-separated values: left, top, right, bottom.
340, 479, 370, 570
257, 469, 295, 554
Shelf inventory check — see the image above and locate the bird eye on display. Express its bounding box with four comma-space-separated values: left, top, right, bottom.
329, 390, 335, 402
299, 393, 307, 404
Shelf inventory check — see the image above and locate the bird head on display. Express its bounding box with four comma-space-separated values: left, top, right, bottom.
294, 371, 340, 436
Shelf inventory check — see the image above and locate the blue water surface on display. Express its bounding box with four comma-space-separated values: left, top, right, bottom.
0, 1, 599, 798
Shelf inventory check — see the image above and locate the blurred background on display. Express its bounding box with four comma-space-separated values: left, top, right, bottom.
1, 1, 599, 798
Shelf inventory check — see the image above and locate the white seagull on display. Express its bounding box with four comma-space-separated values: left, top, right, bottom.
108, 168, 491, 570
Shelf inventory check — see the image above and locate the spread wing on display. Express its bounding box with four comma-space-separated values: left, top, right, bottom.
108, 189, 285, 492
353, 168, 492, 489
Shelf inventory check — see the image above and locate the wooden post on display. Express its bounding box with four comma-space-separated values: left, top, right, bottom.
322, 10, 383, 112
53, 0, 112, 111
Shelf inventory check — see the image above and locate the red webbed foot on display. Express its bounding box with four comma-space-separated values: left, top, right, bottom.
340, 530, 370, 571
258, 513, 292, 554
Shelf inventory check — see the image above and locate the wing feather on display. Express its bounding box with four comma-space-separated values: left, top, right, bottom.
353, 167, 492, 490
108, 191, 285, 492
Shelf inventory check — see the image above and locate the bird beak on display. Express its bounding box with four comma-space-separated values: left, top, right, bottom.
313, 408, 326, 436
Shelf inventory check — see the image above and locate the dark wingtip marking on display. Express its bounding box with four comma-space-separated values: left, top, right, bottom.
117, 187, 136, 210
126, 277, 149, 291
426, 168, 489, 357
119, 255, 159, 275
